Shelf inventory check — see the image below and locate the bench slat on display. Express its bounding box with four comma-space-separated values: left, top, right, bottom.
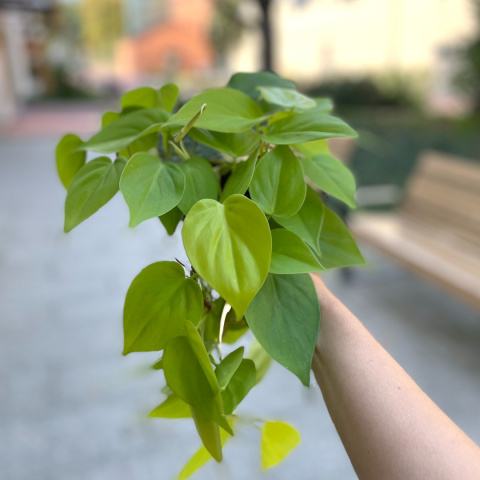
350, 213, 480, 310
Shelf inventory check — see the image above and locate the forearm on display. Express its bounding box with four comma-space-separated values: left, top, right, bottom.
311, 274, 480, 480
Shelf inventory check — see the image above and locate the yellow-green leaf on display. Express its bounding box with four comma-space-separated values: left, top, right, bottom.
163, 323, 232, 435
56, 134, 86, 189
120, 152, 185, 227
182, 195, 271, 319
178, 420, 232, 480
250, 146, 306, 218
301, 154, 357, 208
64, 156, 126, 232
261, 421, 300, 470
123, 261, 203, 354
270, 229, 325, 274
166, 88, 270, 133
149, 394, 192, 419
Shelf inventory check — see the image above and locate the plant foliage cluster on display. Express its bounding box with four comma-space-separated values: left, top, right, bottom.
55, 71, 364, 477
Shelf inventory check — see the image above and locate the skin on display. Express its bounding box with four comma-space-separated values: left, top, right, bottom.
310, 274, 480, 480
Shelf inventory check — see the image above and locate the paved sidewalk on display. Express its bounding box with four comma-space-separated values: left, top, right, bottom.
0, 135, 479, 480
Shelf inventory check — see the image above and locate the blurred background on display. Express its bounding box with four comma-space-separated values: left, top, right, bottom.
1, 1, 479, 479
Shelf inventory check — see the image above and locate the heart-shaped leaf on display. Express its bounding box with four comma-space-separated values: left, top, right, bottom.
257, 86, 316, 110
301, 154, 356, 208
227, 71, 296, 102
81, 108, 169, 153
261, 421, 300, 470
274, 186, 325, 255
318, 206, 365, 268
159, 83, 179, 113
177, 157, 218, 214
149, 394, 192, 419
250, 146, 306, 218
166, 88, 270, 133
221, 359, 256, 414
270, 229, 325, 274
120, 152, 185, 227
261, 111, 357, 145
246, 273, 320, 386
294, 138, 330, 157
123, 261, 203, 354
56, 134, 86, 189
182, 195, 271, 318
190, 407, 223, 462
215, 347, 244, 390
220, 150, 258, 202
64, 156, 126, 232
159, 207, 183, 235
121, 87, 160, 109
178, 421, 232, 480
163, 323, 232, 434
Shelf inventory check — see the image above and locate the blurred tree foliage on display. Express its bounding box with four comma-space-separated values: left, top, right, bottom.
77, 0, 123, 60
306, 75, 419, 110
455, 0, 480, 112
210, 0, 249, 65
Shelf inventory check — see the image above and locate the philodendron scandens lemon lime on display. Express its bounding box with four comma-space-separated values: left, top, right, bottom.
55, 72, 364, 478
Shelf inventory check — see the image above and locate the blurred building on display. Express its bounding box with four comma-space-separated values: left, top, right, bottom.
115, 0, 214, 86
0, 0, 55, 122
230, 0, 476, 110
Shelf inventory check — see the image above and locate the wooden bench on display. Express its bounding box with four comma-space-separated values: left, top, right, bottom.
349, 150, 480, 310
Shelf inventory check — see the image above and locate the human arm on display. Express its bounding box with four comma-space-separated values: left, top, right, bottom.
311, 274, 480, 479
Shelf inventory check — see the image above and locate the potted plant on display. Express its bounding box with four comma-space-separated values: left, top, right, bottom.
55, 71, 364, 478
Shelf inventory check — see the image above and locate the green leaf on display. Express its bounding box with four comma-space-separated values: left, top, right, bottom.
177, 157, 218, 214
80, 108, 169, 153
221, 359, 256, 415
293, 139, 330, 158
189, 128, 260, 158
101, 111, 119, 127
227, 71, 296, 102
64, 156, 126, 232
257, 86, 316, 110
318, 207, 365, 268
178, 421, 232, 480
121, 87, 160, 109
166, 88, 270, 133
149, 394, 192, 419
159, 207, 183, 235
120, 152, 185, 227
247, 338, 272, 385
250, 146, 306, 218
220, 150, 258, 202
273, 186, 325, 255
246, 273, 320, 386
190, 407, 223, 462
56, 134, 86, 189
312, 97, 334, 113
182, 196, 271, 318
301, 154, 356, 208
261, 111, 357, 145
123, 261, 203, 354
163, 322, 232, 434
159, 83, 179, 113
222, 319, 249, 344
261, 421, 301, 470
215, 347, 244, 390
270, 229, 325, 274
